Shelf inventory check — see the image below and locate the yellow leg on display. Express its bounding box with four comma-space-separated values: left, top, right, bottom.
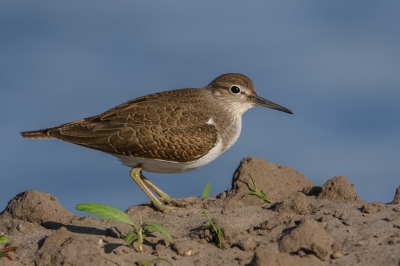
130, 167, 174, 213
141, 174, 173, 202
141, 172, 199, 207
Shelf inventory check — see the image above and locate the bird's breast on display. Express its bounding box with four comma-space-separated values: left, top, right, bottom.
212, 113, 242, 153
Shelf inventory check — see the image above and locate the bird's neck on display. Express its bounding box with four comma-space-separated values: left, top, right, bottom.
211, 108, 243, 154
201, 88, 251, 153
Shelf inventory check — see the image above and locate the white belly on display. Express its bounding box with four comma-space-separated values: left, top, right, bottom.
111, 138, 223, 173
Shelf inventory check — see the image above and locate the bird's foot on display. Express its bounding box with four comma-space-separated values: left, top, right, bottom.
161, 196, 200, 208
153, 202, 175, 214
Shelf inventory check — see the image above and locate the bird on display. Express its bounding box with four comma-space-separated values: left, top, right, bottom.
20, 73, 292, 212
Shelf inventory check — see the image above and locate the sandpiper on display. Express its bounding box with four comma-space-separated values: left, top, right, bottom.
20, 73, 292, 212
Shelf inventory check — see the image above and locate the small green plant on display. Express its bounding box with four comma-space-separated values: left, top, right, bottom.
0, 234, 17, 261
201, 207, 223, 249
76, 203, 173, 253
0, 235, 7, 244
241, 173, 271, 203
140, 257, 174, 266
200, 182, 223, 249
202, 181, 211, 199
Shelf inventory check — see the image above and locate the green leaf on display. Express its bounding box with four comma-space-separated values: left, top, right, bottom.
143, 257, 173, 266
0, 235, 8, 244
143, 222, 174, 243
240, 174, 271, 203
0, 251, 6, 258
201, 207, 223, 249
76, 203, 135, 227
124, 232, 139, 245
201, 207, 213, 227
202, 181, 211, 199
215, 227, 224, 249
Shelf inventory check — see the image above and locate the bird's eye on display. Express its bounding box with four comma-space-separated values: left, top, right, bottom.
230, 85, 241, 94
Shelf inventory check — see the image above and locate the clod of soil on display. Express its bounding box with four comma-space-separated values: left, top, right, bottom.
278, 218, 334, 261
391, 186, 400, 204
317, 175, 360, 202
275, 192, 310, 215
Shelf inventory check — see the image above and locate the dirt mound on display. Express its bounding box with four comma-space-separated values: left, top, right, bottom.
230, 157, 316, 204
278, 217, 335, 261
1, 190, 73, 226
317, 175, 360, 202
1, 157, 399, 265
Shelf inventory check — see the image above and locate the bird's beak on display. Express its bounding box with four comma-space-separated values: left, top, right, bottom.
252, 95, 293, 114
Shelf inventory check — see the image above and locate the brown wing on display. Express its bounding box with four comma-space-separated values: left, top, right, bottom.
94, 88, 210, 128
108, 124, 218, 162
21, 88, 218, 162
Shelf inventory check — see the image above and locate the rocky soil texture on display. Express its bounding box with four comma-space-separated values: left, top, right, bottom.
1, 157, 399, 265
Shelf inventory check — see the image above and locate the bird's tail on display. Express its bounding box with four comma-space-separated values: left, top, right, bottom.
20, 129, 53, 139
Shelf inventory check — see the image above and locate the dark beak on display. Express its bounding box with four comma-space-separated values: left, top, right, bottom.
252, 95, 293, 114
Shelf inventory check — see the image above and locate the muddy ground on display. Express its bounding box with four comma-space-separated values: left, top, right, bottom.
1, 157, 399, 265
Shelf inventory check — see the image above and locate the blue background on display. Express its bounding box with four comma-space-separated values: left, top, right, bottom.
1, 1, 399, 214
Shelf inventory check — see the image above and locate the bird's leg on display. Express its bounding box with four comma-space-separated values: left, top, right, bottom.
140, 174, 173, 202
130, 167, 173, 213
141, 173, 199, 207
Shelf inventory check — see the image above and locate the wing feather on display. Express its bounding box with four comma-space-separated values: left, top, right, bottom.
21, 88, 218, 162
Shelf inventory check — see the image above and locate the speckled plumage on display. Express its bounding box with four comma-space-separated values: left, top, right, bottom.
21, 73, 292, 212
24, 88, 219, 163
